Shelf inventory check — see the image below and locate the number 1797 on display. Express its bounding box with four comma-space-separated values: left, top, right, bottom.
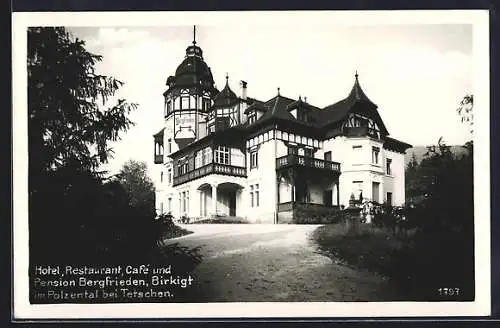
438, 288, 460, 296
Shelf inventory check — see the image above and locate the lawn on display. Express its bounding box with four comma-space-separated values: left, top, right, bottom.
311, 224, 410, 277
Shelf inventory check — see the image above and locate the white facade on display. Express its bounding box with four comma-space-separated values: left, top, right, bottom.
153, 31, 411, 223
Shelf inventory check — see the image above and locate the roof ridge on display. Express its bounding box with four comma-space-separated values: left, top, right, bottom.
272, 95, 280, 114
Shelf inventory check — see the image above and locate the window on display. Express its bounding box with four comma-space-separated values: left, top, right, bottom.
168, 168, 172, 184
215, 146, 230, 164
372, 146, 380, 165
250, 150, 258, 169
168, 138, 172, 154
181, 97, 189, 110
324, 151, 332, 162
202, 147, 212, 165
168, 198, 172, 212
386, 158, 392, 175
304, 148, 313, 158
352, 181, 363, 201
160, 202, 164, 214
250, 184, 260, 207
372, 182, 380, 203
195, 151, 203, 168
160, 171, 163, 183
288, 145, 298, 155
298, 109, 307, 122
208, 123, 215, 134
255, 184, 260, 206
181, 191, 189, 213
248, 113, 256, 124
166, 100, 172, 115
202, 98, 211, 111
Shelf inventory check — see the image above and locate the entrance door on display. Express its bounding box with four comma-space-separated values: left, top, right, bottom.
229, 191, 236, 216
372, 182, 380, 203
323, 190, 333, 206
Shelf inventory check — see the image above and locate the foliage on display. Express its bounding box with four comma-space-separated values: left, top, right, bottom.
457, 94, 474, 135
315, 137, 474, 301
27, 27, 156, 263
117, 160, 156, 218
28, 27, 136, 184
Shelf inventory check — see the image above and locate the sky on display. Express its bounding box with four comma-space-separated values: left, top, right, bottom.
68, 23, 473, 177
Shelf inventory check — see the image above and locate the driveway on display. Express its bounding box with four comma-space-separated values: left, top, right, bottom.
163, 224, 400, 302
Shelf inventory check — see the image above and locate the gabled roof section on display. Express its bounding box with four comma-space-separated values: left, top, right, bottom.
244, 98, 267, 113
318, 72, 387, 134
259, 94, 297, 122
348, 72, 377, 107
212, 75, 239, 108
153, 128, 165, 139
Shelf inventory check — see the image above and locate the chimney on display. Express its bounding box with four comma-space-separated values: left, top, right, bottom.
304, 96, 307, 103
240, 80, 248, 100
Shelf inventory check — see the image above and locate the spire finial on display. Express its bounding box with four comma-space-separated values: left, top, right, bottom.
225, 72, 229, 85
277, 87, 280, 95
355, 70, 359, 79
193, 25, 197, 45
299, 95, 302, 101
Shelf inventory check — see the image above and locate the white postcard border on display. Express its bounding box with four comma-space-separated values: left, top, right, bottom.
12, 10, 491, 319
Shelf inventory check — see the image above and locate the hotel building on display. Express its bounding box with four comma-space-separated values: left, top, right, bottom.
153, 28, 411, 223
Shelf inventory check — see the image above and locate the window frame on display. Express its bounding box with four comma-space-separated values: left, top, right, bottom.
386, 158, 392, 175
250, 150, 259, 169
215, 146, 230, 165
372, 146, 380, 165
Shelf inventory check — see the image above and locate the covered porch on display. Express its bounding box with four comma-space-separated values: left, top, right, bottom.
197, 182, 245, 218
276, 165, 341, 224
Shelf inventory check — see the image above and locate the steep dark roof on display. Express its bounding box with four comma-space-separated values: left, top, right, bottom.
163, 42, 218, 96
244, 99, 267, 113
348, 72, 377, 106
212, 77, 239, 108
317, 73, 388, 134
384, 136, 413, 153
259, 95, 297, 122
153, 128, 165, 139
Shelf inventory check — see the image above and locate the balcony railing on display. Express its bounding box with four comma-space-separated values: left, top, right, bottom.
154, 154, 164, 164
276, 154, 341, 173
173, 163, 246, 186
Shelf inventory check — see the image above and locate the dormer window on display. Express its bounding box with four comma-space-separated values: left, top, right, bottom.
297, 109, 308, 122
248, 112, 257, 124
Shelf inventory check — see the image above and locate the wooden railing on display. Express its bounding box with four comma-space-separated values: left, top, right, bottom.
154, 154, 163, 164
173, 163, 246, 186
276, 154, 341, 173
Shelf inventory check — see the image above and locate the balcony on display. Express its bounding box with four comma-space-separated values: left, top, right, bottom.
154, 154, 164, 164
173, 163, 246, 186
344, 126, 380, 139
276, 154, 341, 173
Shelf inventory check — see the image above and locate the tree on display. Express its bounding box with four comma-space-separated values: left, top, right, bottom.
27, 27, 137, 261
117, 160, 156, 218
28, 27, 137, 188
457, 94, 474, 135
405, 152, 422, 202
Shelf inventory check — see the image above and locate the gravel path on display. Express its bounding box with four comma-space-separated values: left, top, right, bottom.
163, 224, 400, 302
